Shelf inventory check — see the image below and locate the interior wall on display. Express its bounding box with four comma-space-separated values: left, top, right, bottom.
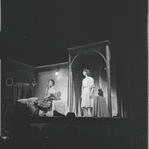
1, 59, 35, 115
2, 59, 35, 96
35, 63, 68, 102
72, 52, 118, 116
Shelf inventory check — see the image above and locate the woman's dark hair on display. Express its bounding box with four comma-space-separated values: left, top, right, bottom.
48, 79, 55, 86
83, 69, 91, 76
98, 89, 103, 96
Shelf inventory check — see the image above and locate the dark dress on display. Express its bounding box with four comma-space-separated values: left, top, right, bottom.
34, 95, 56, 113
92, 96, 109, 117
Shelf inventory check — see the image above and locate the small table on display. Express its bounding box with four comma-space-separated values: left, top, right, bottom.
53, 100, 67, 116
92, 96, 109, 117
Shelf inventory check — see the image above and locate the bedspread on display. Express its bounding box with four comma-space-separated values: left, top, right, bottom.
17, 97, 38, 115
17, 98, 67, 116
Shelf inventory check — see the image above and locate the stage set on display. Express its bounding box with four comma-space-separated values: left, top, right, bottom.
2, 41, 123, 120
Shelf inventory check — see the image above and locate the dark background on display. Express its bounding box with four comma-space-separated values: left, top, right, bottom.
0, 0, 147, 67
0, 1, 148, 148
0, 0, 147, 118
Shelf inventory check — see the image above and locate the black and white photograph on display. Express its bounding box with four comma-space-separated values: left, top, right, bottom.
0, 0, 147, 148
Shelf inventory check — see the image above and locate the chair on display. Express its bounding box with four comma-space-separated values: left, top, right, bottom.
4, 97, 13, 116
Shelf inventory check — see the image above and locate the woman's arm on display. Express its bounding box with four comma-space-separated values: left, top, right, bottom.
43, 93, 51, 99
43, 87, 51, 99
90, 87, 94, 95
90, 78, 95, 97
81, 80, 84, 98
43, 88, 56, 99
81, 85, 83, 98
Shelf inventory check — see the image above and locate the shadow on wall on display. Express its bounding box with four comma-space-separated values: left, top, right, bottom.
56, 91, 62, 100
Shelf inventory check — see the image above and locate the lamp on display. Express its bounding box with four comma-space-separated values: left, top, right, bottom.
55, 69, 59, 76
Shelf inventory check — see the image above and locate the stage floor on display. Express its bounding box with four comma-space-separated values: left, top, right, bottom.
2, 115, 125, 125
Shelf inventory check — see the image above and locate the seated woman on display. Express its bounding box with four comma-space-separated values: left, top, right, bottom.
34, 79, 56, 117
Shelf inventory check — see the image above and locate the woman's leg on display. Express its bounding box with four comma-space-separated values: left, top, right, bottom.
39, 110, 45, 117
46, 110, 53, 117
83, 107, 88, 117
87, 107, 92, 117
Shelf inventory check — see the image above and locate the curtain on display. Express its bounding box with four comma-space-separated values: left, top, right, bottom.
72, 69, 82, 117
13, 83, 30, 105
13, 83, 23, 105
22, 83, 30, 98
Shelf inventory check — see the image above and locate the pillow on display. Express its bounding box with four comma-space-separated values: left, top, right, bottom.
17, 97, 38, 105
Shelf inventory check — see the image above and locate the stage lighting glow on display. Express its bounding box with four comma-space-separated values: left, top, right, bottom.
55, 70, 59, 76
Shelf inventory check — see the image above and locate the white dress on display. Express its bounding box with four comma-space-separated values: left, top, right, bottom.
45, 86, 56, 96
81, 76, 95, 108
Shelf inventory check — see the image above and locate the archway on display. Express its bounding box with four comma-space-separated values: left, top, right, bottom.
67, 41, 119, 117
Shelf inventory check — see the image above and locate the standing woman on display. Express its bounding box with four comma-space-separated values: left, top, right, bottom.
81, 69, 95, 117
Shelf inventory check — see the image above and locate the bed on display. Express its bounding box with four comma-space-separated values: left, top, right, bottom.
17, 97, 67, 116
